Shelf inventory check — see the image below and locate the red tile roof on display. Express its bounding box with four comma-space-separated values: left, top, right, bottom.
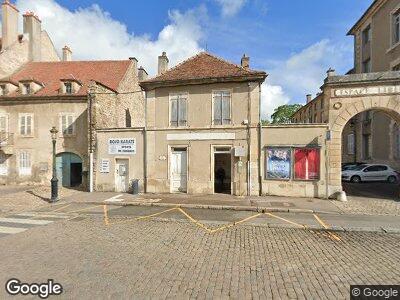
2, 60, 132, 97
140, 52, 267, 88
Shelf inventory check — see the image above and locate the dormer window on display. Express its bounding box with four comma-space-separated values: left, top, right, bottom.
0, 85, 6, 96
23, 83, 31, 95
65, 82, 72, 94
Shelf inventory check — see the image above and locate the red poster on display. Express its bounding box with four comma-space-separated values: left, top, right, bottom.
294, 148, 320, 180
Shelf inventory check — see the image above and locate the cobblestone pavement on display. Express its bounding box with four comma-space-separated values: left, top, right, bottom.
0, 210, 399, 299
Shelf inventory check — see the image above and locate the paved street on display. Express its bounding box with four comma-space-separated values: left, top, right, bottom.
0, 203, 399, 299
343, 181, 400, 201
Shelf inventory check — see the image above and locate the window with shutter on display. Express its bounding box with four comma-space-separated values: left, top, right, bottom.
213, 91, 231, 125
170, 94, 187, 127
19, 114, 33, 136
60, 114, 75, 135
19, 151, 31, 175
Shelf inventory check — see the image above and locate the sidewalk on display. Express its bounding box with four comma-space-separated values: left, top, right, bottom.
62, 192, 343, 215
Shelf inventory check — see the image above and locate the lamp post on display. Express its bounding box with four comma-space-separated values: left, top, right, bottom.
50, 127, 58, 202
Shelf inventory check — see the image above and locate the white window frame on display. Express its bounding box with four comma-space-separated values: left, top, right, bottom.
18, 151, 31, 176
19, 113, 34, 136
212, 90, 232, 126
0, 152, 8, 176
168, 92, 188, 128
0, 113, 9, 132
64, 82, 73, 94
347, 133, 355, 155
59, 113, 76, 136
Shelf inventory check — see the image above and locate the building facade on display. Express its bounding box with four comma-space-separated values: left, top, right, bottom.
292, 0, 400, 171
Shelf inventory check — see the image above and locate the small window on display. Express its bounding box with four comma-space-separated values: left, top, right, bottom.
362, 59, 371, 73
347, 133, 355, 155
0, 152, 8, 176
170, 93, 187, 127
320, 98, 324, 109
19, 114, 33, 136
65, 82, 73, 94
393, 10, 400, 45
19, 151, 31, 175
393, 63, 400, 71
60, 114, 75, 135
0, 114, 8, 132
362, 25, 371, 45
23, 83, 31, 95
213, 91, 231, 125
294, 148, 320, 181
0, 85, 6, 96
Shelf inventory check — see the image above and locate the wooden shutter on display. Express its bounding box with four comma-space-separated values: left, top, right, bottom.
222, 92, 231, 125
213, 93, 222, 125
20, 116, 26, 135
178, 96, 187, 126
67, 115, 74, 134
26, 115, 32, 135
170, 98, 178, 127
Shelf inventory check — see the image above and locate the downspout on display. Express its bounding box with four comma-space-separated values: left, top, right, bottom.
258, 82, 262, 196
143, 89, 148, 193
88, 91, 94, 193
247, 82, 251, 196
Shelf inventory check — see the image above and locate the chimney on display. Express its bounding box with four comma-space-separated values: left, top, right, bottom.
138, 66, 148, 81
158, 52, 169, 75
306, 94, 312, 103
326, 67, 336, 78
62, 46, 72, 61
23, 11, 42, 61
1, 0, 19, 50
241, 54, 250, 70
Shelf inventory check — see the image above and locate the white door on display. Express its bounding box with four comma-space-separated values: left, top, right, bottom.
115, 159, 129, 192
170, 150, 187, 193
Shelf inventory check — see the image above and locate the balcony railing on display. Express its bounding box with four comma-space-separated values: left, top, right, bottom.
0, 132, 14, 146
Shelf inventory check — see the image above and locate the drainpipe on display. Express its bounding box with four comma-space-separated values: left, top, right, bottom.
88, 91, 94, 193
143, 89, 148, 193
247, 82, 251, 196
258, 82, 262, 196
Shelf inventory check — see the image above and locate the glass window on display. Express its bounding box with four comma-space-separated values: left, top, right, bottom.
265, 148, 291, 180
213, 91, 231, 125
0, 152, 8, 176
347, 133, 355, 155
19, 114, 33, 136
294, 148, 320, 180
61, 114, 75, 135
24, 83, 31, 95
362, 59, 371, 73
0, 85, 6, 96
170, 94, 187, 127
362, 25, 371, 45
394, 10, 400, 45
65, 82, 73, 94
19, 151, 31, 175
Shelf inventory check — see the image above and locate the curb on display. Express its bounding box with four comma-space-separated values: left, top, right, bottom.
70, 200, 342, 215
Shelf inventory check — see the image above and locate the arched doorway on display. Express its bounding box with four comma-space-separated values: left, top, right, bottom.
329, 99, 400, 199
56, 152, 83, 187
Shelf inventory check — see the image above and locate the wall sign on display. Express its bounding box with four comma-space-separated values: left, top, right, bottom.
100, 159, 110, 173
108, 138, 136, 155
265, 148, 291, 180
334, 85, 400, 97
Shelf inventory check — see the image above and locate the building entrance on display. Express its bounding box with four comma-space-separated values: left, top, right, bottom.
214, 147, 231, 194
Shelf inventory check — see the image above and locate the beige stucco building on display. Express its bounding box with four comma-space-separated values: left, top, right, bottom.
293, 0, 400, 173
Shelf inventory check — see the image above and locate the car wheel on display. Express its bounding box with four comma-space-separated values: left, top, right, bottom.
350, 176, 361, 183
387, 176, 397, 184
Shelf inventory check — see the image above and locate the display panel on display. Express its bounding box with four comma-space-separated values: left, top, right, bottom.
294, 148, 320, 180
265, 148, 291, 180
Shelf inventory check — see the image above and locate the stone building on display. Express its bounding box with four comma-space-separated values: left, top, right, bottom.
0, 0, 60, 78
0, 58, 145, 188
292, 0, 400, 171
96, 52, 331, 198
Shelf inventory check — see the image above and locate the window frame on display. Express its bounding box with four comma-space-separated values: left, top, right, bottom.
393, 8, 400, 46
212, 90, 232, 126
18, 113, 34, 137
0, 151, 8, 176
59, 113, 76, 136
362, 25, 371, 46
64, 82, 73, 94
362, 58, 371, 73
18, 150, 32, 176
168, 92, 188, 128
0, 84, 6, 96
23, 83, 31, 95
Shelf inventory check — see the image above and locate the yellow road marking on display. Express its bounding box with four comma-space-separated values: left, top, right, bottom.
110, 207, 179, 225
209, 213, 263, 233
103, 205, 109, 226
177, 208, 214, 233
67, 204, 103, 214
313, 214, 341, 242
49, 203, 72, 213
265, 212, 307, 229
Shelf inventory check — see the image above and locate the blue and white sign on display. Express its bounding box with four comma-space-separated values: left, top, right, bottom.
108, 138, 136, 155
266, 148, 291, 180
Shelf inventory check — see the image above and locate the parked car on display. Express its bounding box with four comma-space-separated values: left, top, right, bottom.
341, 164, 398, 183
341, 162, 366, 171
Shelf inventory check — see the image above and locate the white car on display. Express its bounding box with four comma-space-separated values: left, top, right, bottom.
341, 164, 398, 183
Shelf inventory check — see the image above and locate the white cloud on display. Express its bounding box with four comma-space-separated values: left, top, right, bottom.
261, 39, 352, 119
215, 0, 247, 17
260, 83, 290, 120
13, 0, 205, 75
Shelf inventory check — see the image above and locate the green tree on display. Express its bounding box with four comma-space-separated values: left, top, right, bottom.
261, 119, 270, 126
270, 104, 303, 124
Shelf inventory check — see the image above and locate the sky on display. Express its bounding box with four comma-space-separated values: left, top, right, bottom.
2, 0, 372, 119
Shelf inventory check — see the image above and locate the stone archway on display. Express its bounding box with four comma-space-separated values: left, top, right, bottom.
327, 94, 400, 197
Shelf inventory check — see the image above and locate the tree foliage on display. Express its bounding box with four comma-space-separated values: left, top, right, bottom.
270, 104, 303, 124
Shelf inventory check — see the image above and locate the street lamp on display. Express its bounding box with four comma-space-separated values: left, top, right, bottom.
50, 126, 58, 202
